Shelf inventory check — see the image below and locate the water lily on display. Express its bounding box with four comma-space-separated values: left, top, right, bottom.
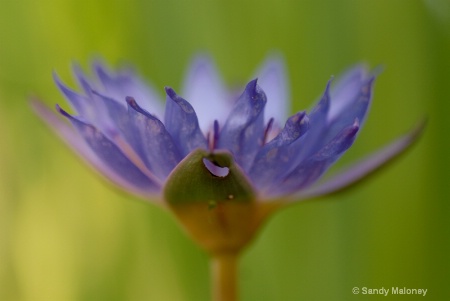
31, 55, 423, 301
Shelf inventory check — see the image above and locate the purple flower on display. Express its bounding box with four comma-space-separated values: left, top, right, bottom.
32, 55, 423, 252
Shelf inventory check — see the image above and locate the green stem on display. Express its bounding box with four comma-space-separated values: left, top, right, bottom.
211, 253, 240, 301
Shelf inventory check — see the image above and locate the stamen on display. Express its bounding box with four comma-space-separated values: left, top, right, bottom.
207, 131, 213, 151
207, 120, 220, 151
212, 120, 219, 150
263, 118, 274, 145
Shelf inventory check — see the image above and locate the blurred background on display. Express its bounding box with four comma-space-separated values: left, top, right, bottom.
0, 0, 449, 300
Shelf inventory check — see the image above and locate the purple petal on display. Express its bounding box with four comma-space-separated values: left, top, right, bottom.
181, 55, 230, 132
328, 64, 369, 121
127, 97, 182, 179
56, 105, 162, 192
164, 87, 207, 157
271, 120, 360, 196
53, 72, 113, 129
326, 76, 374, 138
91, 90, 127, 130
30, 99, 161, 200
248, 111, 309, 189
53, 72, 93, 118
93, 60, 164, 118
254, 54, 290, 124
90, 91, 161, 176
310, 79, 332, 118
72, 63, 97, 97
217, 79, 267, 171
289, 77, 374, 171
284, 80, 331, 168
289, 120, 426, 201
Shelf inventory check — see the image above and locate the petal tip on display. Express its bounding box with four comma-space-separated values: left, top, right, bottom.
246, 78, 258, 92
125, 95, 136, 104
127, 96, 151, 117
126, 96, 138, 108
165, 86, 177, 99
408, 117, 428, 142
52, 70, 64, 87
244, 78, 267, 104
55, 104, 71, 119
349, 122, 360, 136
293, 117, 427, 201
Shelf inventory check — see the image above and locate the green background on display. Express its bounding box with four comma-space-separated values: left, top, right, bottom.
1, 0, 449, 300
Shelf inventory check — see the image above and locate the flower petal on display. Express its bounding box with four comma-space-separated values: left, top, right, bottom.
93, 60, 164, 118
72, 63, 98, 97
89, 91, 162, 174
181, 55, 230, 132
53, 72, 94, 118
327, 76, 374, 139
164, 87, 208, 157
289, 76, 374, 171
272, 120, 360, 196
283, 80, 331, 169
328, 64, 369, 121
53, 72, 113, 129
289, 120, 426, 201
217, 79, 267, 171
249, 111, 309, 189
31, 99, 161, 199
127, 97, 182, 179
90, 90, 128, 132
254, 54, 290, 124
56, 105, 162, 190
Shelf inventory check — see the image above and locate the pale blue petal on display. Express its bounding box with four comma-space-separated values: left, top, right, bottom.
164, 87, 207, 157
127, 97, 182, 179
56, 105, 161, 193
254, 54, 290, 124
288, 120, 426, 201
93, 60, 164, 118
283, 80, 331, 170
325, 77, 374, 140
53, 72, 110, 127
181, 55, 230, 132
249, 111, 309, 189
31, 99, 161, 199
328, 64, 369, 121
217, 79, 267, 171
53, 72, 92, 117
272, 120, 359, 196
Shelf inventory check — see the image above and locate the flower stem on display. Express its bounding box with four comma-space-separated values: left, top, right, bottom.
211, 252, 240, 301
